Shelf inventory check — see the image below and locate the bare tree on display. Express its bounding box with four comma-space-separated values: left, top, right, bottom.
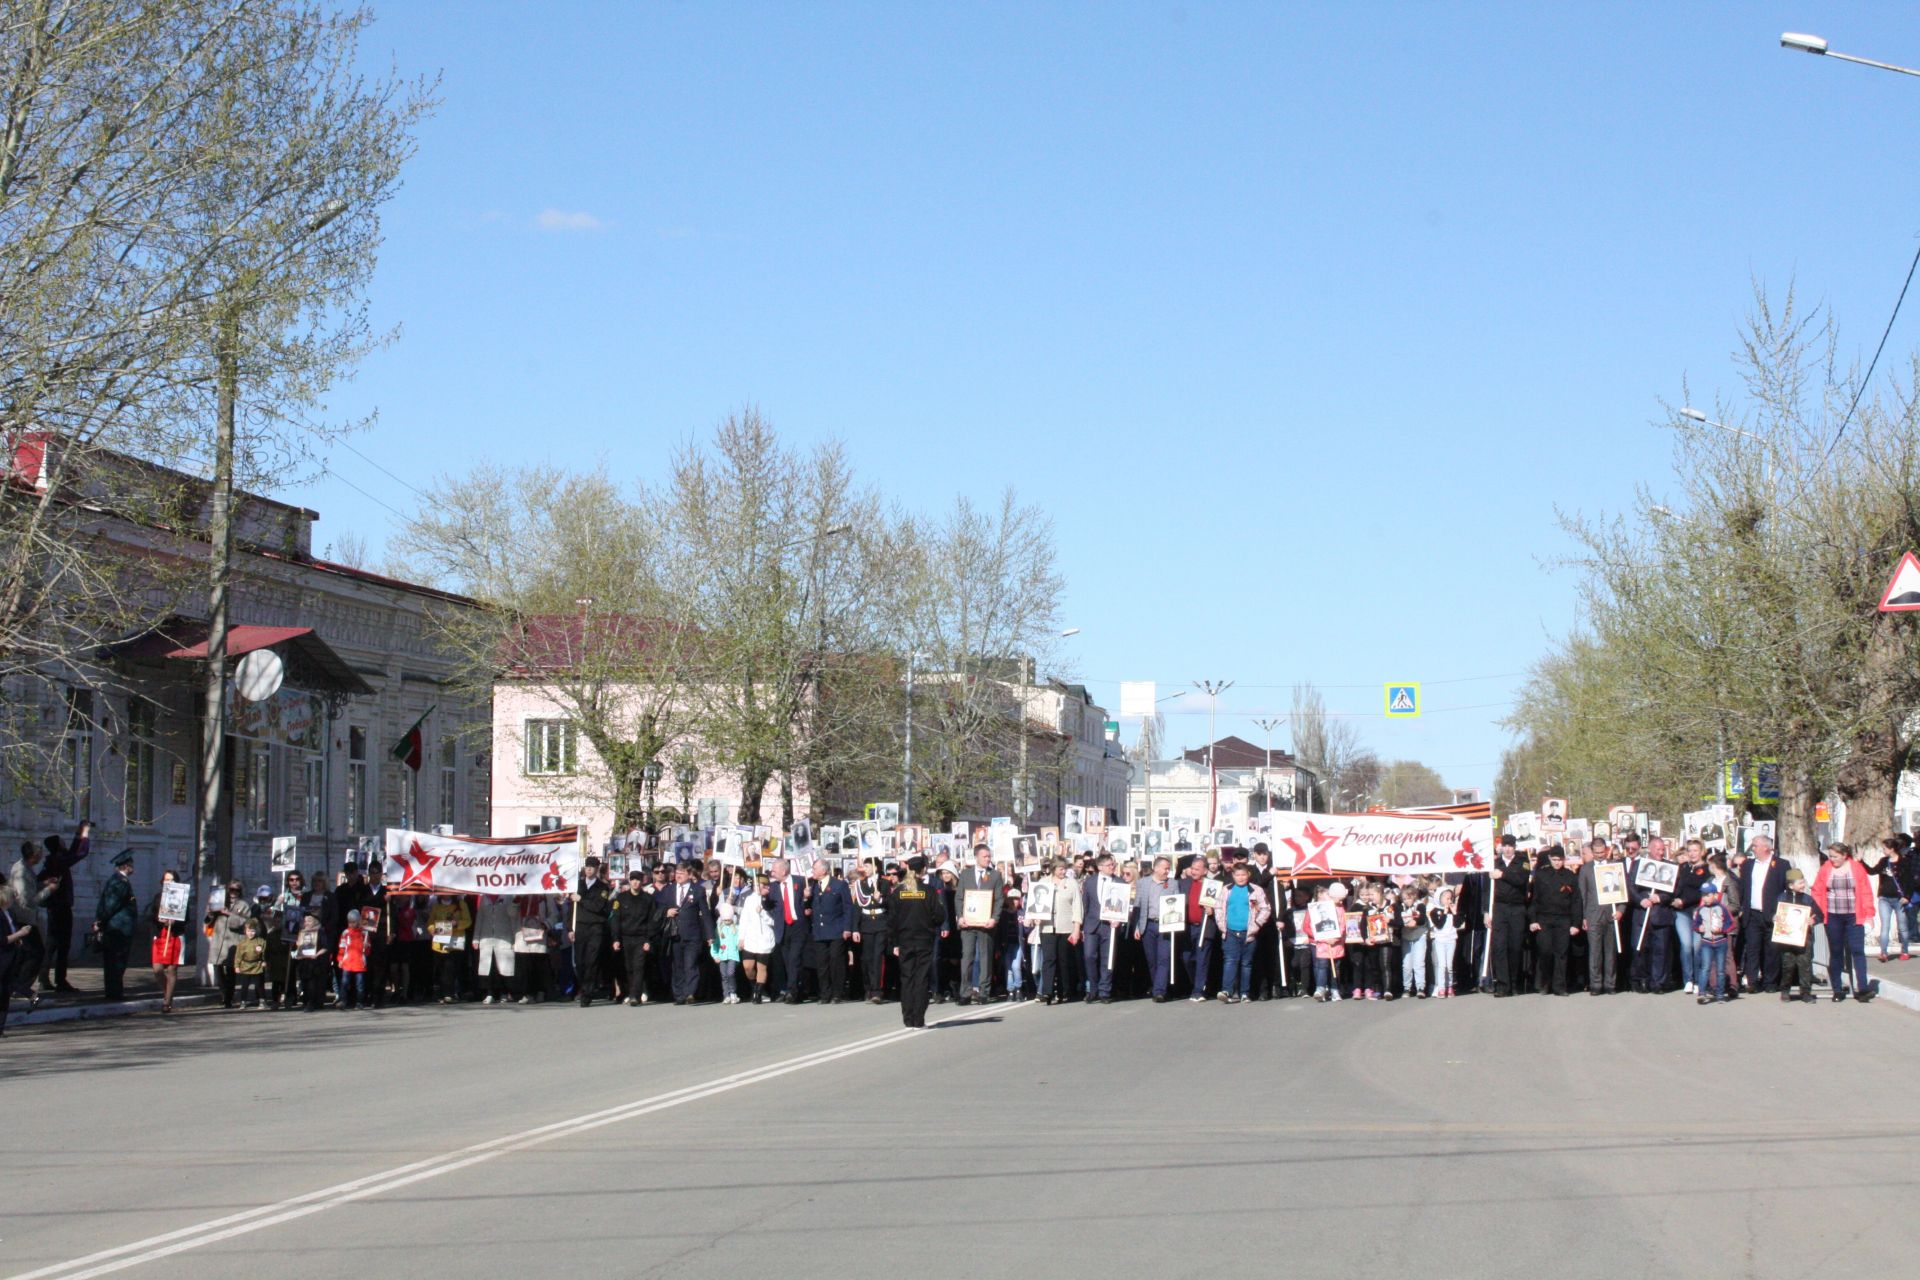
1529, 290, 1920, 856
1, 0, 432, 800
893, 491, 1065, 825
657, 409, 899, 824
1289, 683, 1377, 811
391, 464, 695, 831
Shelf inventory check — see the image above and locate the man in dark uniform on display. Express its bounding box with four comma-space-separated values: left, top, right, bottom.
851, 859, 891, 1002
91, 849, 137, 1000
887, 856, 948, 1029
610, 868, 659, 1007
569, 856, 613, 1007
1487, 836, 1531, 996
1527, 845, 1581, 996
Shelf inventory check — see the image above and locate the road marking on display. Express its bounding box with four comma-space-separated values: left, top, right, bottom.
11, 1002, 1027, 1279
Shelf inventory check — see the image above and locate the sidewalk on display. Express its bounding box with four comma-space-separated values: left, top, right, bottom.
5, 955, 218, 1030
1817, 954, 1920, 1013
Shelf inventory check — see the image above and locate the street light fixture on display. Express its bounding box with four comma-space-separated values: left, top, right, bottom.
642, 759, 663, 839
1676, 407, 1772, 488
1780, 31, 1920, 76
674, 755, 698, 829
191, 197, 351, 946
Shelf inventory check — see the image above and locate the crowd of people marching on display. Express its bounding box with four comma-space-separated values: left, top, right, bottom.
5, 821, 1916, 1032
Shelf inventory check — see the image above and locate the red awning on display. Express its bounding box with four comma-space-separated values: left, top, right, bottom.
103, 619, 376, 697
163, 625, 313, 660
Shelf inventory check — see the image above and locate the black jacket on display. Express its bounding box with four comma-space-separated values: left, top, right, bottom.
1491, 856, 1531, 909
573, 878, 613, 932
1528, 865, 1580, 925
1667, 863, 1711, 912
885, 876, 947, 949
611, 888, 660, 942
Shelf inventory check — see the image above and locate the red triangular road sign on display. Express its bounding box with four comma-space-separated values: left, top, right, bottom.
1879, 551, 1920, 612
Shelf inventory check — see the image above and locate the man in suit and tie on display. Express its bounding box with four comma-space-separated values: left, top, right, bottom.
954, 844, 1004, 1004
764, 856, 812, 1003
664, 862, 713, 1004
807, 859, 856, 1003
1080, 853, 1120, 1003
1738, 834, 1790, 992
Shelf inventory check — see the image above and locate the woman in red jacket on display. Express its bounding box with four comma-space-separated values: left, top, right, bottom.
1810, 843, 1877, 1002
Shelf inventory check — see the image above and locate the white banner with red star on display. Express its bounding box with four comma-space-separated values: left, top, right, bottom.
1266, 811, 1494, 878
382, 827, 584, 895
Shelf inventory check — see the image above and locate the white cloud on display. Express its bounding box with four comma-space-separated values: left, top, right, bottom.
535, 208, 605, 233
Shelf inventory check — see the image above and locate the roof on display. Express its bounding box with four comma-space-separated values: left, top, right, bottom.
500, 613, 699, 676
1182, 735, 1300, 770
106, 620, 374, 696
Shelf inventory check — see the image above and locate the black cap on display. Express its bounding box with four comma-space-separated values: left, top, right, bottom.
905, 855, 927, 874
110, 848, 135, 867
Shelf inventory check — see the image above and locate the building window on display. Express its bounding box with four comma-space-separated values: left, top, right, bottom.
60, 686, 93, 820
304, 755, 324, 834
346, 726, 367, 835
438, 736, 457, 829
247, 745, 272, 831
523, 719, 577, 776
124, 698, 157, 827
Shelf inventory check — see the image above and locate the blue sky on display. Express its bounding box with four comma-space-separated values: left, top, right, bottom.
300, 2, 1920, 795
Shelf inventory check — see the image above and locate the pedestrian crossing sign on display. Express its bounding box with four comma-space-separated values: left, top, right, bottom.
1384, 683, 1420, 718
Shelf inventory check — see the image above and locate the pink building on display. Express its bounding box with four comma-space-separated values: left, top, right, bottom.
490, 679, 807, 848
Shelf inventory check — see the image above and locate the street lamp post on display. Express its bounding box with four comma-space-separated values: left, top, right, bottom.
1781, 32, 1920, 77
903, 650, 923, 824
190, 197, 348, 954
1193, 679, 1234, 827
1678, 407, 1772, 487
1253, 715, 1284, 811
642, 759, 662, 841
1014, 629, 1079, 825
674, 755, 698, 829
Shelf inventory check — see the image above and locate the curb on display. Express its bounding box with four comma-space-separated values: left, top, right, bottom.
5, 992, 219, 1028
1813, 960, 1920, 1013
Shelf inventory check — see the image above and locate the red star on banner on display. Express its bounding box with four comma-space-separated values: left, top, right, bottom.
1281, 821, 1339, 876
392, 840, 442, 891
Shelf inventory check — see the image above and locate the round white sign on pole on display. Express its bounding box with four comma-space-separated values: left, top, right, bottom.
234, 648, 285, 702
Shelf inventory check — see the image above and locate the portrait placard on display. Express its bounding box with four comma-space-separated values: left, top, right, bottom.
1593, 862, 1629, 907
158, 882, 190, 923
270, 836, 298, 872
961, 889, 995, 928
1157, 893, 1184, 932
1306, 902, 1341, 942
1197, 878, 1224, 910
1772, 902, 1813, 949
1026, 880, 1056, 921
1098, 880, 1131, 924
1633, 860, 1679, 893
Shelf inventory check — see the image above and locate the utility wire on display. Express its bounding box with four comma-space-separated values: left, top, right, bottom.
1825, 237, 1920, 459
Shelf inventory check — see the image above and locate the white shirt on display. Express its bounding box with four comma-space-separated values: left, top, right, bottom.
1748, 858, 1771, 910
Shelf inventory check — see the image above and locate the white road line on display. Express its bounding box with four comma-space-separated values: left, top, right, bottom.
11, 1001, 1027, 1280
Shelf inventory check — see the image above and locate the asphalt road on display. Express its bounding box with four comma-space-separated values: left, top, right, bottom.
4, 993, 1916, 1280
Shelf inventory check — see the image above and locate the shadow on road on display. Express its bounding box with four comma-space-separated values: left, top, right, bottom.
0, 1008, 439, 1077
